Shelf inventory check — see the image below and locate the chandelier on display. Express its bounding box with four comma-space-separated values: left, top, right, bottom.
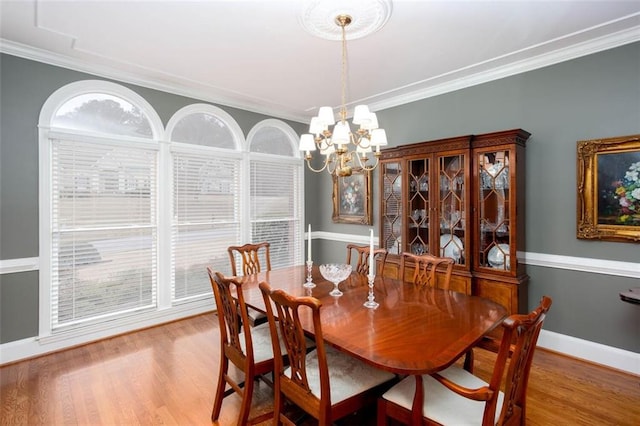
299, 14, 387, 177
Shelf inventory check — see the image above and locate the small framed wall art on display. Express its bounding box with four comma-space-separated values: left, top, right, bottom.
332, 168, 372, 225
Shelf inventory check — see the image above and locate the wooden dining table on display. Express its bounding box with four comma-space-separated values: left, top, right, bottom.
237, 264, 506, 422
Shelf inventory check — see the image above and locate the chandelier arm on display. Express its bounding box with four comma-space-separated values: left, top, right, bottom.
316, 136, 333, 151
327, 154, 338, 175
304, 153, 335, 174
354, 154, 381, 172
353, 132, 373, 149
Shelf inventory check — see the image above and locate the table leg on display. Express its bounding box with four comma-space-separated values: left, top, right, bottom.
412, 375, 424, 424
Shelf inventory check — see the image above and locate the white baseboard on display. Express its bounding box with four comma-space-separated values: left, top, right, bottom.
538, 329, 639, 376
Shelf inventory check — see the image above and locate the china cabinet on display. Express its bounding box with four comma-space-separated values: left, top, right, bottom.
379, 129, 530, 314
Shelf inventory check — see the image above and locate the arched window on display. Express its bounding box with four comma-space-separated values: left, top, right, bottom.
39, 80, 163, 334
249, 124, 295, 156
38, 83, 303, 346
166, 104, 244, 302
247, 120, 303, 269
51, 93, 154, 137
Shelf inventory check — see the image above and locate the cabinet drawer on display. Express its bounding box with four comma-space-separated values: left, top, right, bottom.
474, 277, 527, 314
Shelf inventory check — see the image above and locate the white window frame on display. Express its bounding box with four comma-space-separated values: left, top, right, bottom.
246, 119, 305, 268
38, 82, 304, 348
165, 104, 245, 303
39, 80, 164, 343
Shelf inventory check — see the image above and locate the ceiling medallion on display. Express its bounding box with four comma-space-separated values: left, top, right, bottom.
299, 0, 393, 41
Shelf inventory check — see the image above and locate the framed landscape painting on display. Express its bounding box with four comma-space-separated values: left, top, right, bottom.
332, 168, 372, 225
577, 134, 640, 242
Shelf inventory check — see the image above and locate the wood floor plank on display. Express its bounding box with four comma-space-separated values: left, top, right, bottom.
1, 313, 638, 425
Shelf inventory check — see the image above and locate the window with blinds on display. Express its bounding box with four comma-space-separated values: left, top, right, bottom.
50, 136, 158, 329
249, 123, 303, 270
172, 151, 240, 301
41, 84, 302, 341
168, 106, 245, 302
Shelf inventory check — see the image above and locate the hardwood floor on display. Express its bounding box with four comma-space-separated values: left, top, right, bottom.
1, 313, 638, 425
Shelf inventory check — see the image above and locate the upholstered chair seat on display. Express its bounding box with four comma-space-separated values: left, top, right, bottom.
259, 281, 397, 424
382, 365, 505, 425
377, 296, 552, 426
288, 344, 396, 406
239, 322, 281, 363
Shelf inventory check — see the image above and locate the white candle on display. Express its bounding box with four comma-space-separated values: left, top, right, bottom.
308, 224, 312, 262
369, 228, 375, 277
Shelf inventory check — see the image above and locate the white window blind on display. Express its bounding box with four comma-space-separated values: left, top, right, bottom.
51, 138, 158, 329
172, 151, 241, 301
41, 87, 300, 345
250, 159, 301, 269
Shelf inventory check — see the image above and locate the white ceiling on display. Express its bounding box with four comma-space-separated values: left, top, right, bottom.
1, 0, 639, 123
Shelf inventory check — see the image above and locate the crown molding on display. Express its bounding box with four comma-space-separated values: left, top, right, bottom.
2, 22, 640, 125
0, 39, 309, 124
367, 24, 640, 112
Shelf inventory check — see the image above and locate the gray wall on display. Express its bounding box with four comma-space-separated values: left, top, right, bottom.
2, 42, 639, 352
0, 54, 307, 343
311, 42, 640, 353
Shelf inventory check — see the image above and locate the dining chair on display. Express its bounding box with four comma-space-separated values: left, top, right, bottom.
207, 268, 276, 425
259, 281, 397, 425
399, 252, 455, 289
463, 327, 508, 374
228, 242, 271, 276
346, 243, 388, 276
227, 242, 271, 326
377, 296, 552, 426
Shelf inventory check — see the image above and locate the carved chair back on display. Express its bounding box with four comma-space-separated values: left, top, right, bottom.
346, 244, 388, 276
228, 242, 271, 276
399, 252, 454, 289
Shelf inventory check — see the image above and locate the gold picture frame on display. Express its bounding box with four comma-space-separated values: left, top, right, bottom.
577, 134, 640, 242
332, 168, 372, 224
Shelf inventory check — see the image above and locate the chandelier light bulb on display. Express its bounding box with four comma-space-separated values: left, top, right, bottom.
370, 129, 388, 148
332, 121, 350, 145
309, 117, 325, 136
352, 105, 371, 125
361, 113, 379, 131
299, 133, 316, 152
318, 107, 336, 127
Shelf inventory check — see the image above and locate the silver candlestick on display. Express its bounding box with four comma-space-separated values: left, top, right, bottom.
303, 260, 315, 288
363, 275, 379, 309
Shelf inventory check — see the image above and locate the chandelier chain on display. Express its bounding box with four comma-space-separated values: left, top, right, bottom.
340, 18, 348, 122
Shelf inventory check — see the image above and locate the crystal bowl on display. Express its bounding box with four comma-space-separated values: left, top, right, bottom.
319, 263, 352, 296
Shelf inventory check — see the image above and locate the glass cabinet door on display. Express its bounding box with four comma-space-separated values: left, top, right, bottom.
381, 161, 403, 255
438, 154, 467, 265
477, 149, 511, 271
379, 130, 528, 310
408, 158, 430, 255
